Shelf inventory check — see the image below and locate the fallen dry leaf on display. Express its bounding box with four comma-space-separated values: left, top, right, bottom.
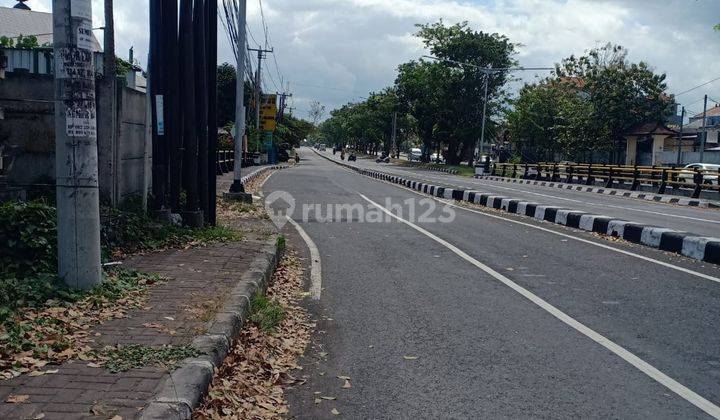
331, 408, 341, 415
6, 394, 29, 404
403, 356, 419, 360
342, 380, 352, 389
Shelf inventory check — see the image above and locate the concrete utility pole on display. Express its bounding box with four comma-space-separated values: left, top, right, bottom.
391, 111, 398, 158
52, 0, 102, 289
227, 0, 251, 200
97, 0, 117, 205
700, 95, 708, 162
248, 47, 273, 133
677, 106, 685, 165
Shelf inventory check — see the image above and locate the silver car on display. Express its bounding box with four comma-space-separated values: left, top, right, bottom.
678, 163, 720, 185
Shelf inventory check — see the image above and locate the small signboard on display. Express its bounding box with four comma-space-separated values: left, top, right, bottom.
155, 95, 165, 136
260, 94, 277, 132
70, 0, 92, 20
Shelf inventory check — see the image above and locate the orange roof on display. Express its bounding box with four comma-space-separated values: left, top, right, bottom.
693, 104, 720, 118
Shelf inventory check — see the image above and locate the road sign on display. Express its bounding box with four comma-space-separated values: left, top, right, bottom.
260, 94, 277, 132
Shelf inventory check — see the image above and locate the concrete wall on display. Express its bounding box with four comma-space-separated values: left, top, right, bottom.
0, 73, 55, 185
660, 151, 720, 165
117, 87, 148, 201
0, 73, 148, 204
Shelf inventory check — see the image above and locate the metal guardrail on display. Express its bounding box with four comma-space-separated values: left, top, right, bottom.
487, 162, 720, 199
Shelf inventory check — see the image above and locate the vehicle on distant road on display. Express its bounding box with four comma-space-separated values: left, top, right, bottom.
376, 151, 390, 163
678, 163, 720, 185
408, 148, 422, 162
348, 154, 357, 161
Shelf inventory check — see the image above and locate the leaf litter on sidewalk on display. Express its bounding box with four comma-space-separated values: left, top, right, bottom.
194, 252, 315, 419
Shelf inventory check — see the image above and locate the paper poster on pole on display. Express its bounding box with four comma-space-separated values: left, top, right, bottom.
155, 95, 165, 136
71, 0, 92, 20
77, 20, 94, 51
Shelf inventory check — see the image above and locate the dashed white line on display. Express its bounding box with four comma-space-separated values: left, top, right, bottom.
358, 192, 720, 418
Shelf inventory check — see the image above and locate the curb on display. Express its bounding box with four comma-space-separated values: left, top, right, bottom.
241, 164, 288, 185
314, 150, 720, 266
139, 236, 282, 419
474, 175, 719, 208
403, 162, 458, 174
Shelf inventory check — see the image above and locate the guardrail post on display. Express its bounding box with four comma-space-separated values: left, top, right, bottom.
551, 163, 559, 182
216, 151, 223, 175
692, 169, 703, 198
566, 165, 574, 184
535, 164, 542, 181
501, 164, 507, 177
658, 168, 668, 195
605, 167, 614, 188
523, 164, 529, 179
585, 164, 594, 185
490, 162, 497, 176
512, 164, 517, 178
631, 166, 640, 191
670, 165, 678, 189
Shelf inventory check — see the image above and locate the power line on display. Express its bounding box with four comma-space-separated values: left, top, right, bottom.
674, 75, 720, 97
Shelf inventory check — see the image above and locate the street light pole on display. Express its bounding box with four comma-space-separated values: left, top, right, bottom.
477, 72, 489, 165
421, 55, 553, 167
227, 0, 252, 201
52, 0, 102, 289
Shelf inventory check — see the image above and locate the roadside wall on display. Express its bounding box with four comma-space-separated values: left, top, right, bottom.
0, 73, 147, 203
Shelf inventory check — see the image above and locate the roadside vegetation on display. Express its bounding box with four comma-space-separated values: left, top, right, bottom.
313, 20, 672, 167
0, 198, 242, 378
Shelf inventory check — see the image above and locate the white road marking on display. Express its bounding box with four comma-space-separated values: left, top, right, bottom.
359, 193, 720, 418
286, 216, 323, 300
376, 166, 720, 224
360, 168, 720, 285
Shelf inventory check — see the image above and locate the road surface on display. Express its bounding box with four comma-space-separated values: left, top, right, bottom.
265, 149, 720, 419
319, 151, 720, 238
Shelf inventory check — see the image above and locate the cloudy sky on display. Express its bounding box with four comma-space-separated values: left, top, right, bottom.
3, 0, 719, 120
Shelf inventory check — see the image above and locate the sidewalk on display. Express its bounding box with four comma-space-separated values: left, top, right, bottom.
0, 172, 279, 420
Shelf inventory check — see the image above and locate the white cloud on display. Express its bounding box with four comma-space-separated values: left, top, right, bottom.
2, 0, 719, 118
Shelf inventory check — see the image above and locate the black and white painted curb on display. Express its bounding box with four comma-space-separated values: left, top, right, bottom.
475, 175, 719, 208
404, 162, 459, 174
315, 150, 720, 266
240, 164, 287, 185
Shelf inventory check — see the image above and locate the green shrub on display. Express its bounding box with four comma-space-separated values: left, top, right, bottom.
0, 200, 57, 278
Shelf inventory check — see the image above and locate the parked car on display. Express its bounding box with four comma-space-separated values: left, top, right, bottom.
348, 154, 357, 161
678, 163, 720, 185
431, 153, 445, 164
408, 148, 422, 162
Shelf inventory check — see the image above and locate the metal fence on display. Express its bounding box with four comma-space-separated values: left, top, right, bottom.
487, 162, 720, 199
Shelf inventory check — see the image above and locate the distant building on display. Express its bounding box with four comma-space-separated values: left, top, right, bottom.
683, 105, 720, 149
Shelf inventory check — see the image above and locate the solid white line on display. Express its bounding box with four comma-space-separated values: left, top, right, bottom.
380, 167, 720, 224
358, 193, 720, 418
286, 216, 323, 300
363, 170, 720, 285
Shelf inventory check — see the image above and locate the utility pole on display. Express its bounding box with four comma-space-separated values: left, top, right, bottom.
391, 111, 398, 158
700, 95, 708, 162
677, 106, 685, 165
97, 0, 117, 205
226, 0, 251, 201
248, 46, 273, 132
207, 0, 218, 225
52, 0, 102, 289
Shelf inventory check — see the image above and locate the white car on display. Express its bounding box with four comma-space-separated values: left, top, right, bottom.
678, 163, 720, 185
408, 148, 422, 162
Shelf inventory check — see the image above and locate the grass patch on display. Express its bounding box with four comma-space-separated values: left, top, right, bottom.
400, 161, 476, 177
249, 292, 285, 332
96, 344, 200, 373
276, 235, 286, 251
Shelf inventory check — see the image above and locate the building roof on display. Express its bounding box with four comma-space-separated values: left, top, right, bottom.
0, 6, 101, 51
629, 122, 677, 136
691, 105, 720, 119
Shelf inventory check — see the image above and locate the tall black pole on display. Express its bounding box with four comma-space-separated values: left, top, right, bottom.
165, 0, 182, 211
149, 0, 167, 211
194, 0, 209, 222
179, 0, 201, 225
207, 0, 218, 225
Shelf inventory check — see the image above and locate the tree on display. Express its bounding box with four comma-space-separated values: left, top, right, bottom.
308, 101, 326, 126
216, 63, 254, 128
556, 43, 670, 163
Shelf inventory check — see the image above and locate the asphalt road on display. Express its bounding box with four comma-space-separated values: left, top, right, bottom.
264, 149, 720, 419
319, 151, 720, 238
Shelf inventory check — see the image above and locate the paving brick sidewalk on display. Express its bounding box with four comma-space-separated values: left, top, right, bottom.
0, 173, 277, 420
